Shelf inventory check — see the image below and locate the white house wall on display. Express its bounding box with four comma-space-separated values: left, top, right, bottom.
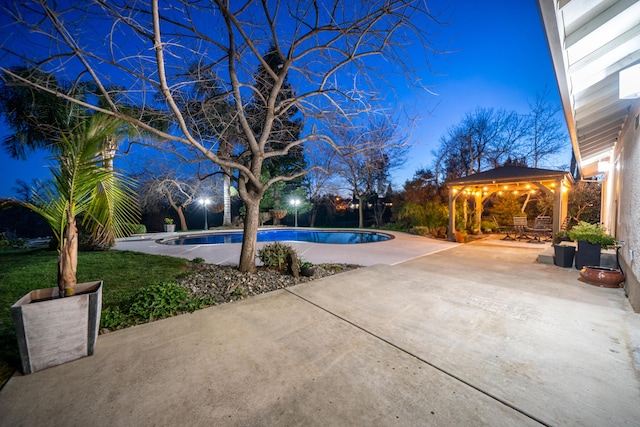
614, 104, 640, 310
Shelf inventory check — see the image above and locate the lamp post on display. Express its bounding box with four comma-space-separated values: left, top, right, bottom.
199, 198, 210, 230
290, 199, 300, 227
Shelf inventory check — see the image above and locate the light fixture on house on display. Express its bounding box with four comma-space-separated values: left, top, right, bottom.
598, 160, 611, 173
619, 64, 640, 99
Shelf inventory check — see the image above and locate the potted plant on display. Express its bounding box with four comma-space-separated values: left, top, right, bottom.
568, 221, 616, 269
164, 217, 176, 232
6, 115, 139, 374
555, 229, 572, 243
299, 260, 316, 277
454, 230, 468, 243
553, 243, 576, 268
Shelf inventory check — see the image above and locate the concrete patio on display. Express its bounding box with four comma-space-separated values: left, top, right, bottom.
1, 235, 639, 426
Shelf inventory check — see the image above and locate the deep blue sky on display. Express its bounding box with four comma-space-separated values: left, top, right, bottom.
0, 1, 570, 198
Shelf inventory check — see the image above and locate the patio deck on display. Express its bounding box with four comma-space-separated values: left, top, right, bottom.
1, 233, 638, 426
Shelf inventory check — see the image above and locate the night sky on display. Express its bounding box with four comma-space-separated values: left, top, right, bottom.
0, 0, 570, 198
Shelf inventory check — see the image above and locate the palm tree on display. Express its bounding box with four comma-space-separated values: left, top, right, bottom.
12, 114, 140, 296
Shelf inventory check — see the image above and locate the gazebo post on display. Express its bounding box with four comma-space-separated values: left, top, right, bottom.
474, 192, 483, 233
552, 178, 569, 241
448, 187, 456, 241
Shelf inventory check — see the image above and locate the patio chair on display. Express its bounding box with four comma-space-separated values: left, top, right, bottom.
513, 216, 530, 240
493, 215, 515, 240
528, 215, 552, 243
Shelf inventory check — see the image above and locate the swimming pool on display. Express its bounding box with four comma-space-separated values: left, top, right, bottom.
159, 229, 393, 245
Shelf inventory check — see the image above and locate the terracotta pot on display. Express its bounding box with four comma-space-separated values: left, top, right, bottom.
579, 266, 624, 288
454, 232, 467, 243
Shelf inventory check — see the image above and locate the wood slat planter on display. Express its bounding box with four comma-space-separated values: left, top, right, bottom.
11, 281, 102, 375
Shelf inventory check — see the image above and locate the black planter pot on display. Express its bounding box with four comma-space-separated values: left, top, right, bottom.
574, 240, 601, 270
553, 245, 576, 268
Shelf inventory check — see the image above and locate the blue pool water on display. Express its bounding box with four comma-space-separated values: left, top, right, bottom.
160, 229, 392, 245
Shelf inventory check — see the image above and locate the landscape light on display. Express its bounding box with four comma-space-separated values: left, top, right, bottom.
199, 198, 211, 230
290, 199, 301, 227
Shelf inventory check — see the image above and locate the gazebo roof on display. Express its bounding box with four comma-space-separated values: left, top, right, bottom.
446, 166, 574, 187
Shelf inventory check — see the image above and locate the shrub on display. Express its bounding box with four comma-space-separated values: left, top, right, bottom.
379, 223, 409, 232
0, 233, 27, 249
568, 221, 616, 248
257, 242, 295, 269
191, 257, 205, 264
397, 201, 448, 229
423, 201, 448, 229
481, 220, 495, 232
410, 226, 430, 236
134, 224, 147, 234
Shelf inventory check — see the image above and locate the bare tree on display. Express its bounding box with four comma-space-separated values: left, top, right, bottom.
523, 87, 567, 168
1, 0, 442, 271
433, 107, 524, 182
332, 116, 408, 227
134, 157, 223, 231
304, 145, 339, 227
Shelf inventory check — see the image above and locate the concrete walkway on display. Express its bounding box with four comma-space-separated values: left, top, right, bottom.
1, 235, 639, 426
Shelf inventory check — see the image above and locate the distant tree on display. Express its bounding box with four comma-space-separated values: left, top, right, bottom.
433, 108, 524, 183
568, 181, 601, 224
304, 150, 338, 227
392, 168, 447, 229
134, 156, 223, 231
173, 63, 237, 227
252, 45, 307, 215
522, 87, 567, 168
0, 67, 78, 159
489, 193, 522, 226
395, 168, 442, 205
332, 116, 408, 228
11, 179, 46, 204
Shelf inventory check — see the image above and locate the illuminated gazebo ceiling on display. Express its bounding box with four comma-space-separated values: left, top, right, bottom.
446, 166, 574, 197
445, 166, 575, 241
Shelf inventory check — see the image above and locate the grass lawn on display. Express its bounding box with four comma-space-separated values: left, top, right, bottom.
0, 248, 189, 388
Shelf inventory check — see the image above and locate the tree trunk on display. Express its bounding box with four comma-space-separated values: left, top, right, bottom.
358, 196, 364, 228
177, 206, 187, 231
223, 170, 232, 226
521, 192, 531, 213
239, 198, 260, 273
58, 211, 78, 297
272, 186, 282, 225
310, 200, 318, 227
462, 197, 468, 230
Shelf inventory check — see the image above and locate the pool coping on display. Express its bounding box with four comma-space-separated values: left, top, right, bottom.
153, 228, 396, 246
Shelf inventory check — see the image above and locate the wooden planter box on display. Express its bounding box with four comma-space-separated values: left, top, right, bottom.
11, 281, 103, 374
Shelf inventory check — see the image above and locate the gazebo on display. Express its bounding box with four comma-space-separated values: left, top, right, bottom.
445, 166, 574, 242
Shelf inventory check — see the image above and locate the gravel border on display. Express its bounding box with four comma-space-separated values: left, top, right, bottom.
178, 262, 361, 305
